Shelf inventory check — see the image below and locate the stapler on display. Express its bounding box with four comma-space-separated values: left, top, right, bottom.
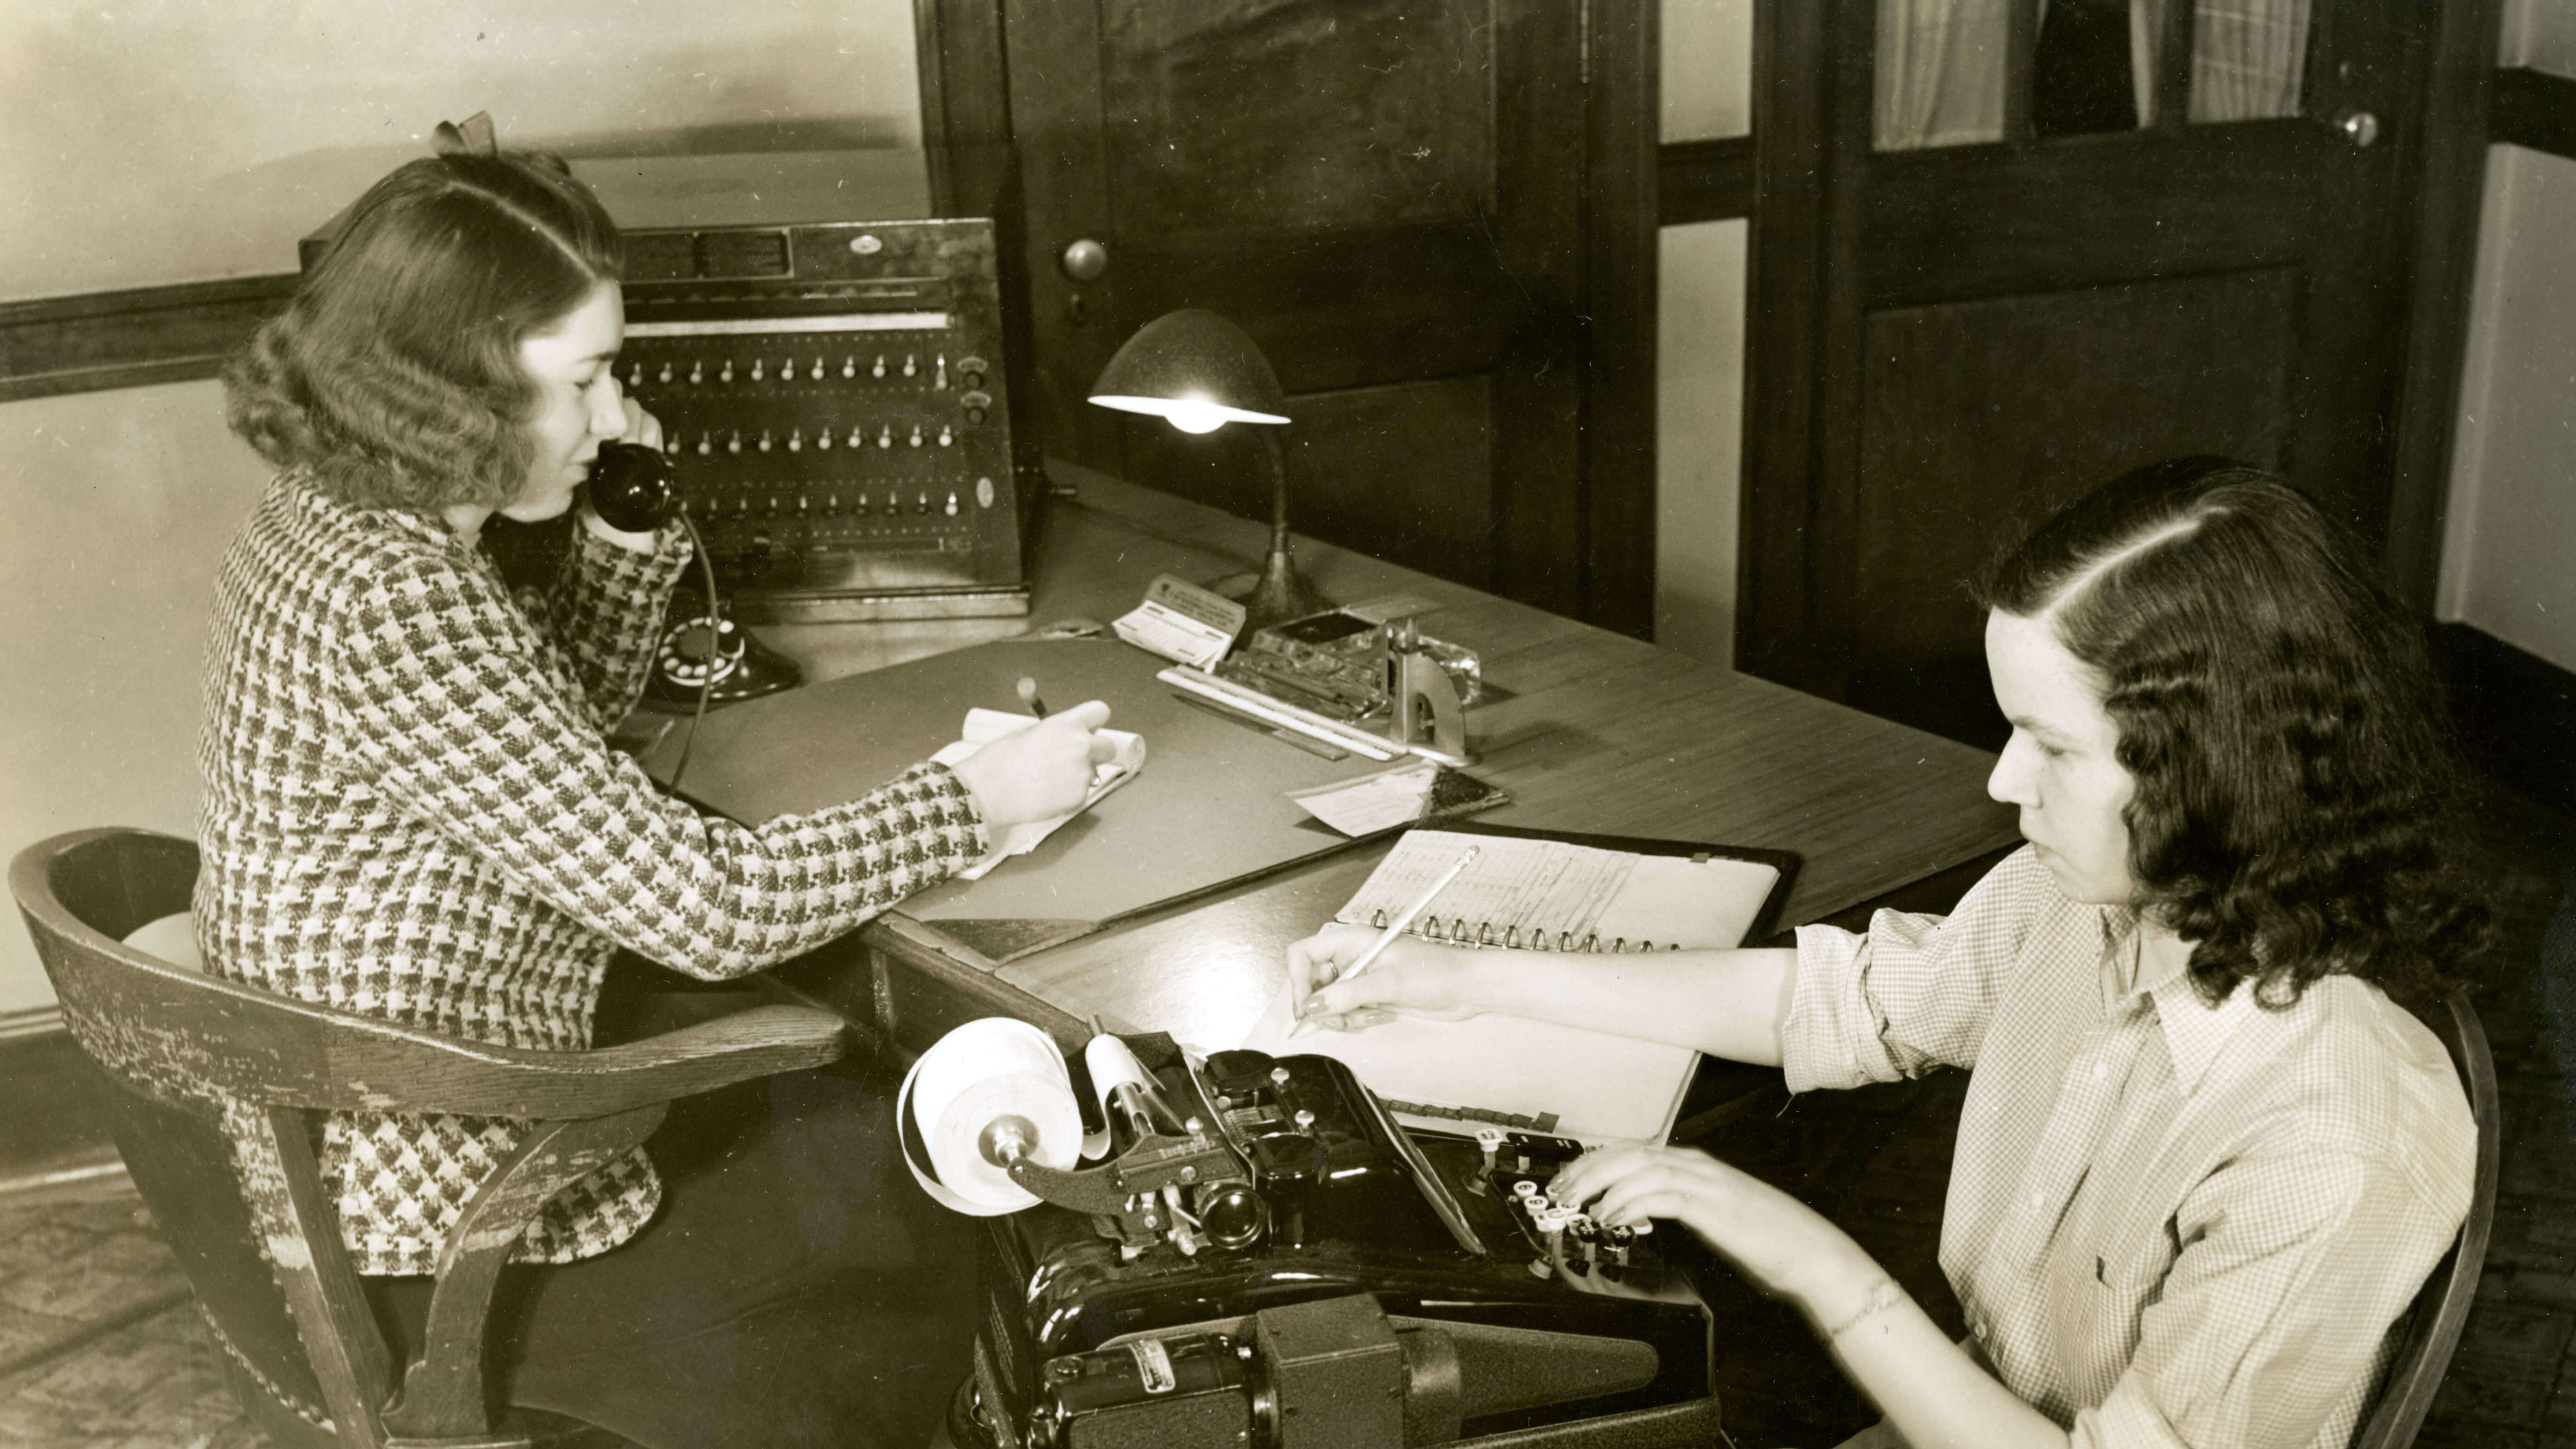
1387, 617, 1474, 765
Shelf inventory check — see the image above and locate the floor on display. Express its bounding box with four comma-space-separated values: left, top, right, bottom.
0, 779, 2568, 1448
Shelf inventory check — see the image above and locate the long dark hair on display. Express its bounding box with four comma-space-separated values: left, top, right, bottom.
222, 151, 621, 510
1977, 458, 2488, 1005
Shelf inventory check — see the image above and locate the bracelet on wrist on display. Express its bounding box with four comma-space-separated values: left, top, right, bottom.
1823, 1275, 1908, 1343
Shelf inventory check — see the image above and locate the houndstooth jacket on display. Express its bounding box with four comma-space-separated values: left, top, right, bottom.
195, 473, 988, 1275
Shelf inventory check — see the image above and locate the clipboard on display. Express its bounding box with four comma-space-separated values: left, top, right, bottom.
1237, 823, 1799, 1144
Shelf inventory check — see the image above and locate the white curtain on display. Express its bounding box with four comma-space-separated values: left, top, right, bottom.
1874, 0, 2019, 150
2132, 0, 2312, 126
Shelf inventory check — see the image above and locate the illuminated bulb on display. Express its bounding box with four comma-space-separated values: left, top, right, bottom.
1164, 399, 1229, 434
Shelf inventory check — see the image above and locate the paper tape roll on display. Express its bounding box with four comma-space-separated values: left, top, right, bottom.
901, 1018, 1083, 1217
1082, 1033, 1155, 1159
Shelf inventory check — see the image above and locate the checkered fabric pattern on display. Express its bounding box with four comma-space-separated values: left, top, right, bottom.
195, 474, 988, 1276
1784, 847, 2475, 1449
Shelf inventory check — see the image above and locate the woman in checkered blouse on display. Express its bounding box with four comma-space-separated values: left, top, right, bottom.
202, 147, 1114, 1447
1294, 459, 2490, 1449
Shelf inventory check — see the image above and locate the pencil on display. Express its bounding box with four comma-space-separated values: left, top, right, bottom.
1016, 676, 1048, 718
1291, 844, 1480, 1038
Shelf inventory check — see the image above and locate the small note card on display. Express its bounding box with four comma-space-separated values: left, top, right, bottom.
1113, 574, 1245, 669
1287, 761, 1509, 836
933, 708, 1146, 879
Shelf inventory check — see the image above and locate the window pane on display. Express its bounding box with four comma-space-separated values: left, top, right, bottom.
2188, 0, 2311, 122
1876, 0, 2015, 150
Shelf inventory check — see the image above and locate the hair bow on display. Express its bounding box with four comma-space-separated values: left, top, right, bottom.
431, 111, 499, 157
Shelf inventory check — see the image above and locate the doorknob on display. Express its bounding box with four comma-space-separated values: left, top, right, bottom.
1060, 238, 1110, 282
2334, 110, 2379, 149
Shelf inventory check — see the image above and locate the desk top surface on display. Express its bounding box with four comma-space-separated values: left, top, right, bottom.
669, 464, 2017, 1039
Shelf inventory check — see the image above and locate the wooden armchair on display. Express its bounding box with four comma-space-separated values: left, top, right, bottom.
10, 827, 850, 1449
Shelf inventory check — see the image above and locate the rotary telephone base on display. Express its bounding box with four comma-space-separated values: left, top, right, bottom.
642, 586, 803, 709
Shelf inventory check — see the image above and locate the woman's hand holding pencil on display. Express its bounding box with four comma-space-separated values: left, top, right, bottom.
1288, 845, 1483, 1035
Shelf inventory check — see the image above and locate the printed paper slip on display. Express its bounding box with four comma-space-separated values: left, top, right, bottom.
1112, 574, 1245, 669
932, 708, 1146, 879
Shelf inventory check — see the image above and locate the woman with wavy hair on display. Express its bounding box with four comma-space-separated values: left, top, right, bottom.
1291, 457, 2488, 1449
204, 144, 1113, 1447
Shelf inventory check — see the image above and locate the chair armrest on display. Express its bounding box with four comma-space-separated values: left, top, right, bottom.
539, 1005, 852, 1114
380, 1004, 849, 1121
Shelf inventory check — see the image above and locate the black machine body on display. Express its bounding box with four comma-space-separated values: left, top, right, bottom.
954, 1039, 1720, 1448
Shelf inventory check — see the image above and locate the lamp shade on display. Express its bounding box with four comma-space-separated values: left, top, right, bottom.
1087, 309, 1291, 432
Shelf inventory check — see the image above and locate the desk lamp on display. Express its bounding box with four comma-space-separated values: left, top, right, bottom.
1088, 309, 1330, 629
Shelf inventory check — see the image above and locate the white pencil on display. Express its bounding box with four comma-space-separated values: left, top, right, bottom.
1292, 844, 1481, 1037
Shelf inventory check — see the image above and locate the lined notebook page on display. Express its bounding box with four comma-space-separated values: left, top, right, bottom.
1332, 830, 1779, 952
1242, 829, 1784, 1143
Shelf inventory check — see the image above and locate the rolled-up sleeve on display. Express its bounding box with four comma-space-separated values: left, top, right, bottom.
1779, 847, 2054, 1092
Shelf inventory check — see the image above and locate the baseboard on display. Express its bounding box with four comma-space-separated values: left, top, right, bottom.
2433, 622, 2576, 819
0, 1006, 62, 1043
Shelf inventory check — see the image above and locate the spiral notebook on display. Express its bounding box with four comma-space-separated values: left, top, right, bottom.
1238, 824, 1798, 1144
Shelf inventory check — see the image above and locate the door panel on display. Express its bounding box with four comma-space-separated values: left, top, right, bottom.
1849, 268, 2298, 742
1743, 0, 2438, 745
1003, 0, 1605, 616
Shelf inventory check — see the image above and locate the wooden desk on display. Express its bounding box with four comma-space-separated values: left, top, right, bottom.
679, 464, 2018, 1059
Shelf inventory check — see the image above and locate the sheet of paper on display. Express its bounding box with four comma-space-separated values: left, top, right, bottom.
1237, 983, 1697, 1145
932, 708, 1147, 879
1286, 760, 1442, 835
1112, 574, 1245, 669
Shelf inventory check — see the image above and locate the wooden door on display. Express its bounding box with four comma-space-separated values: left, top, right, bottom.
1742, 0, 2456, 746
984, 0, 1652, 625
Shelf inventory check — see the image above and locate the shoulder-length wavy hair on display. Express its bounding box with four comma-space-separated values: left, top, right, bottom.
1976, 457, 2489, 1006
222, 151, 621, 510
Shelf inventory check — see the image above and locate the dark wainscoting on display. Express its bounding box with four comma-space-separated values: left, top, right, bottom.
1658, 135, 1755, 226
0, 276, 295, 404
2435, 622, 2576, 820
2492, 65, 2576, 161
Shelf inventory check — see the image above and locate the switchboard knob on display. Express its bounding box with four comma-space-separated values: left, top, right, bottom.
877, 426, 894, 449
815, 428, 833, 450
751, 359, 765, 381
696, 434, 713, 456
627, 362, 646, 386
726, 432, 742, 454
944, 492, 960, 517
721, 361, 735, 383
902, 354, 918, 378
824, 493, 840, 514
872, 355, 887, 379
812, 355, 825, 380
853, 493, 869, 514
758, 430, 774, 453
842, 357, 857, 379
786, 429, 803, 452
938, 425, 954, 447
798, 495, 811, 515
966, 407, 987, 425
689, 361, 704, 385
915, 492, 932, 514
657, 362, 674, 384
976, 477, 997, 509
960, 355, 990, 386
847, 426, 864, 448
768, 496, 784, 515
934, 356, 949, 390
850, 233, 884, 256
908, 425, 924, 448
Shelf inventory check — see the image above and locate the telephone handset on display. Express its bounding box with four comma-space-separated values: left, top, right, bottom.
582, 445, 800, 784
